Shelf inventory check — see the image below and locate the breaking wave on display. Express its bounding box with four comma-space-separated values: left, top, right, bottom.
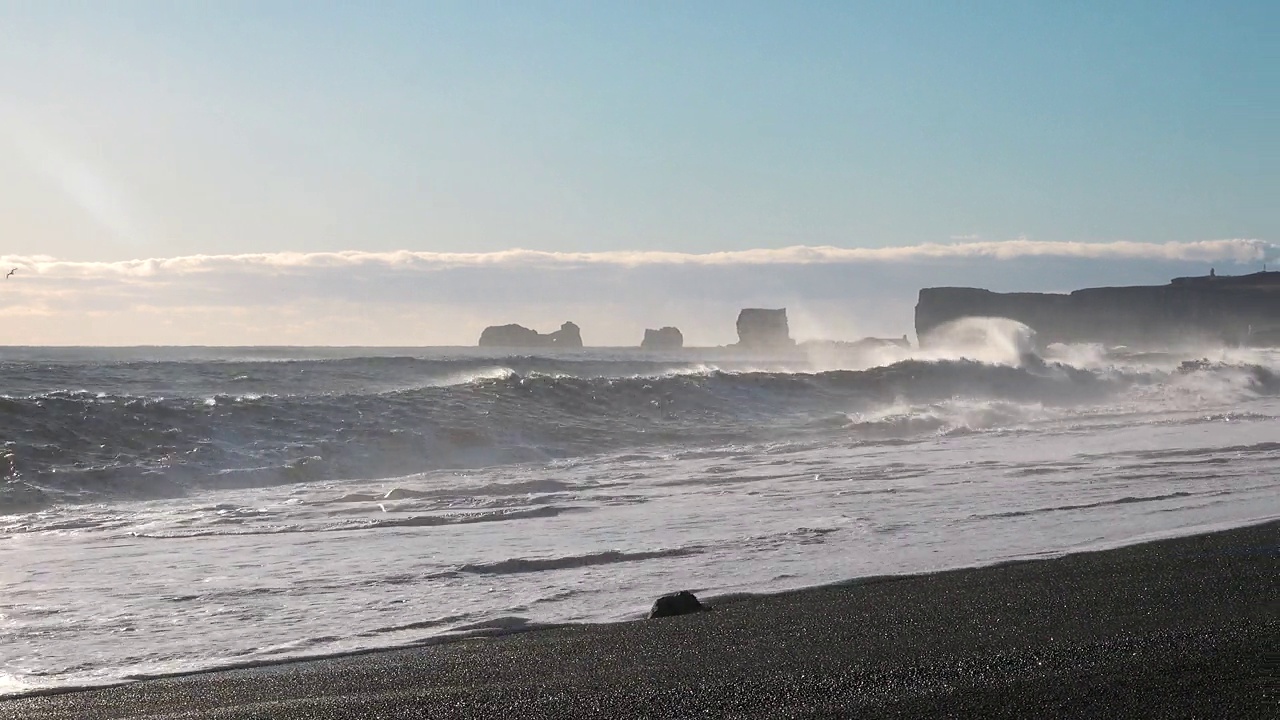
2, 347, 1277, 513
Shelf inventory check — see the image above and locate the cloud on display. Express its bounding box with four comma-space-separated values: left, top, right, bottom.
0, 239, 1271, 346
2, 238, 1276, 278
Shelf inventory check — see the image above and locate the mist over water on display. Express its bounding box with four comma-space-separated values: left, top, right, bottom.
3, 325, 1279, 693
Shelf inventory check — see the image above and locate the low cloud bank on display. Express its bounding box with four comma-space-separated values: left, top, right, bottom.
4, 238, 1276, 276
0, 240, 1271, 346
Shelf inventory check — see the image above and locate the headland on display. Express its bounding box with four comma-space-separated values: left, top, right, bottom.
917, 271, 1280, 348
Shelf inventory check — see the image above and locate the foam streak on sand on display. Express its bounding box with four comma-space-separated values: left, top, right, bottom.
2, 522, 1275, 719
1, 339, 1279, 695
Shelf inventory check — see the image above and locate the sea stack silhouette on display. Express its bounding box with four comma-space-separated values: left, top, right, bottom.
641, 327, 683, 350
734, 308, 795, 350
478, 322, 583, 348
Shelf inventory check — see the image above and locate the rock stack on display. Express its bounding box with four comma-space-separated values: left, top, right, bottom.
641, 327, 684, 350
478, 321, 583, 348
734, 308, 794, 350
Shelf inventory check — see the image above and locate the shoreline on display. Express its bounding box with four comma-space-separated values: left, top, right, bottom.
4, 519, 1276, 718
5, 515, 1276, 702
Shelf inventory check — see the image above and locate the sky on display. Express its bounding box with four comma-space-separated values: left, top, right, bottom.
0, 1, 1275, 345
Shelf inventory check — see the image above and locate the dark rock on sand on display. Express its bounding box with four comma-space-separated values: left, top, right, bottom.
5, 522, 1275, 719
641, 327, 684, 350
735, 308, 794, 350
479, 322, 583, 348
649, 590, 706, 618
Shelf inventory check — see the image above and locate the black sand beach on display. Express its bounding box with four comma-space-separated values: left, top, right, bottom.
5, 522, 1277, 719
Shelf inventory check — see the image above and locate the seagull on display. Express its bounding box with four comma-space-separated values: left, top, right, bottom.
4, 269, 15, 279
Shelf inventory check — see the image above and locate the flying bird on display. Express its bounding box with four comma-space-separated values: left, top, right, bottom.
4, 268, 15, 279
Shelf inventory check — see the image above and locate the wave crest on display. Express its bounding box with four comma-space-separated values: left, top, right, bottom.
3, 349, 1275, 513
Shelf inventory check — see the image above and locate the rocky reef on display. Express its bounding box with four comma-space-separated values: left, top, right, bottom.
916, 272, 1280, 348
641, 327, 683, 350
735, 308, 795, 350
800, 336, 911, 352
478, 322, 583, 348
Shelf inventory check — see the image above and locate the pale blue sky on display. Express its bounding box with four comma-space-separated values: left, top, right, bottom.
1, 1, 1274, 262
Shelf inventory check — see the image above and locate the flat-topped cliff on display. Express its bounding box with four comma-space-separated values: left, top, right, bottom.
916, 271, 1280, 348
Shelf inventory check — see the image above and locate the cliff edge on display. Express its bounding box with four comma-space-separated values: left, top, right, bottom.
915, 272, 1280, 348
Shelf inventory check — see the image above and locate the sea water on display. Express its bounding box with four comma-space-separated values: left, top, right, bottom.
3, 325, 1279, 694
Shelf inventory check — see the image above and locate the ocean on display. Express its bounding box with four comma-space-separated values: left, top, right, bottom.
3, 319, 1279, 695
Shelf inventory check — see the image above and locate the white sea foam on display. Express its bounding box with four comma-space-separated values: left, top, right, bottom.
917, 316, 1040, 366
2, 345, 1279, 695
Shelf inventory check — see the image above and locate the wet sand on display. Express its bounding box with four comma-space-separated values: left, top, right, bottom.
4, 521, 1277, 719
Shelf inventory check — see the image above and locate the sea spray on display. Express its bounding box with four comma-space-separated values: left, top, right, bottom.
1, 355, 1142, 512
917, 317, 1040, 366
3, 346, 1280, 693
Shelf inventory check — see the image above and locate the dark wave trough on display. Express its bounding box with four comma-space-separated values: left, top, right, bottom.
1, 351, 1273, 512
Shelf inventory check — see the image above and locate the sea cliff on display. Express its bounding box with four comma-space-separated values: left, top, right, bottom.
915, 271, 1280, 348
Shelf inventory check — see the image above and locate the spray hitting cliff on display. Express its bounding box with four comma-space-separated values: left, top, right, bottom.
916, 271, 1280, 348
